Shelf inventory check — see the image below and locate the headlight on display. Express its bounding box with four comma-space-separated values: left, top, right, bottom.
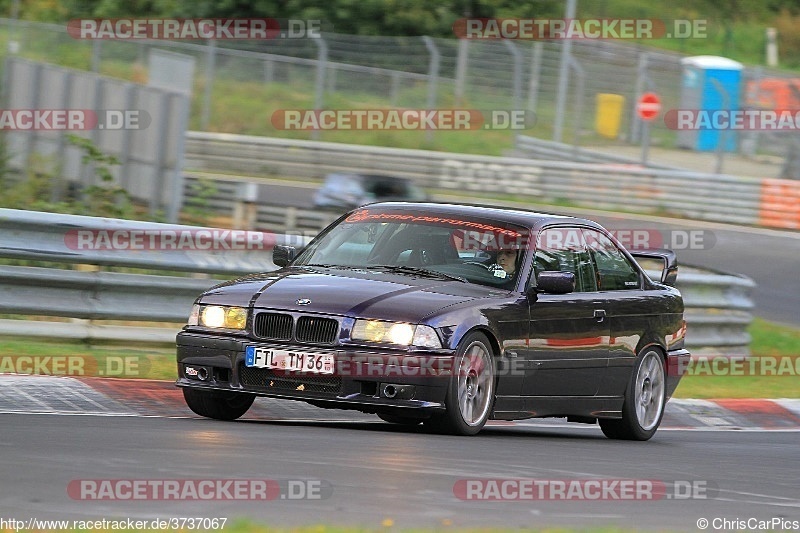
351, 320, 441, 348
197, 305, 248, 330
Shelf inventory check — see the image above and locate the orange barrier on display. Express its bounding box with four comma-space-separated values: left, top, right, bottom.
759, 178, 800, 229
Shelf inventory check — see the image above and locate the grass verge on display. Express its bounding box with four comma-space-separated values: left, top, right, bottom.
672, 317, 800, 399
0, 335, 177, 380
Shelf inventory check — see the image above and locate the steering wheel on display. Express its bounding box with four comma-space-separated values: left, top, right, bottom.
462, 261, 491, 270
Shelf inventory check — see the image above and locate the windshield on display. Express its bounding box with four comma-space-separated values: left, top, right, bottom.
294, 207, 531, 289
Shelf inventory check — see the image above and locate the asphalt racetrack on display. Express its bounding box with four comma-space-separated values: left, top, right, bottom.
1, 180, 798, 531
0, 412, 798, 530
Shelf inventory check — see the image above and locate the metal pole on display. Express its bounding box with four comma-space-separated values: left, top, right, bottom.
641, 120, 651, 165
263, 59, 274, 84
630, 51, 649, 144
91, 39, 101, 73
422, 36, 440, 144
53, 70, 74, 202
710, 79, 730, 174
311, 35, 328, 141
503, 40, 522, 111
454, 39, 468, 106
390, 72, 400, 107
744, 66, 763, 156
167, 93, 190, 223
201, 39, 216, 131
569, 56, 585, 155
552, 0, 576, 142
526, 41, 543, 112
8, 0, 20, 54
151, 92, 170, 218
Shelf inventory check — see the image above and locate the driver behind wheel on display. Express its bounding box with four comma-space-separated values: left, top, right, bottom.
489, 248, 518, 280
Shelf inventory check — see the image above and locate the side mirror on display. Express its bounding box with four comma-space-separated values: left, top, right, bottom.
273, 245, 297, 268
535, 271, 575, 294
630, 249, 678, 287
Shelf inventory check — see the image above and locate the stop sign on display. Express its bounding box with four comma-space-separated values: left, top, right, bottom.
637, 92, 661, 121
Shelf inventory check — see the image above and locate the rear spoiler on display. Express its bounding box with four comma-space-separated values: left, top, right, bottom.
630, 249, 678, 287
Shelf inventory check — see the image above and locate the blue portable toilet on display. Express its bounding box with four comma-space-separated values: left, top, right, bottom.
677, 56, 743, 152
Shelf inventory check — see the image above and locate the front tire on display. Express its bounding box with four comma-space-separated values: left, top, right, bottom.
600, 348, 666, 441
425, 331, 495, 436
183, 388, 255, 421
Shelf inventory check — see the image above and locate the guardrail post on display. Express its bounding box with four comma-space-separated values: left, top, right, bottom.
233, 182, 259, 229
284, 206, 298, 233
263, 59, 275, 84
390, 71, 400, 107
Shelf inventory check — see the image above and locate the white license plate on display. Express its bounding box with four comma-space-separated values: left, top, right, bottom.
245, 346, 335, 375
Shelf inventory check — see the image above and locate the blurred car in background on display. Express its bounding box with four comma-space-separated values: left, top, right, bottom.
313, 173, 428, 210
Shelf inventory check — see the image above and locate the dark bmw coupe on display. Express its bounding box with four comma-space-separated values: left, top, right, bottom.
176, 202, 690, 439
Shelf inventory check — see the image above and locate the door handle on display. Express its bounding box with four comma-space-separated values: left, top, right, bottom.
594, 309, 606, 322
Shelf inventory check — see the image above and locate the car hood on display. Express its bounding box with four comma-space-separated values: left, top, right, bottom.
200, 267, 505, 323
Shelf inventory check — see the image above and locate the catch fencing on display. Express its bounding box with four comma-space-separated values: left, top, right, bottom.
0, 208, 753, 355
3, 18, 799, 159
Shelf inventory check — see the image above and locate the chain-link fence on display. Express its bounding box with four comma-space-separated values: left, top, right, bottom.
2, 18, 798, 163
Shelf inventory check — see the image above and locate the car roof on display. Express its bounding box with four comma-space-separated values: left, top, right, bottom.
359, 201, 605, 231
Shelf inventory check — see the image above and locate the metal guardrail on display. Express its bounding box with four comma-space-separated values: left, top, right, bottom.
183, 131, 800, 229
0, 208, 307, 275
511, 135, 679, 169
0, 209, 754, 354
674, 269, 755, 357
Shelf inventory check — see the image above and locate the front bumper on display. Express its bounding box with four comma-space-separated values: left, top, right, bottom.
176, 331, 454, 412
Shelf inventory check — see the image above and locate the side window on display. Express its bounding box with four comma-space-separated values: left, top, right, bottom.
532, 227, 597, 292
583, 229, 640, 290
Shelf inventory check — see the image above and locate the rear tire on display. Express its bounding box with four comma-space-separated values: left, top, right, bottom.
425, 331, 495, 436
600, 348, 666, 441
183, 388, 255, 421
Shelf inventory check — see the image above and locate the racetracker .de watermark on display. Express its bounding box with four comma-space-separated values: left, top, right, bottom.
68, 18, 327, 40
0, 109, 149, 131
271, 109, 535, 131
64, 229, 276, 251
239, 353, 527, 378
0, 355, 150, 377
668, 356, 800, 377
453, 18, 707, 40
665, 109, 800, 131
453, 479, 716, 500
67, 479, 332, 500
538, 227, 716, 251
